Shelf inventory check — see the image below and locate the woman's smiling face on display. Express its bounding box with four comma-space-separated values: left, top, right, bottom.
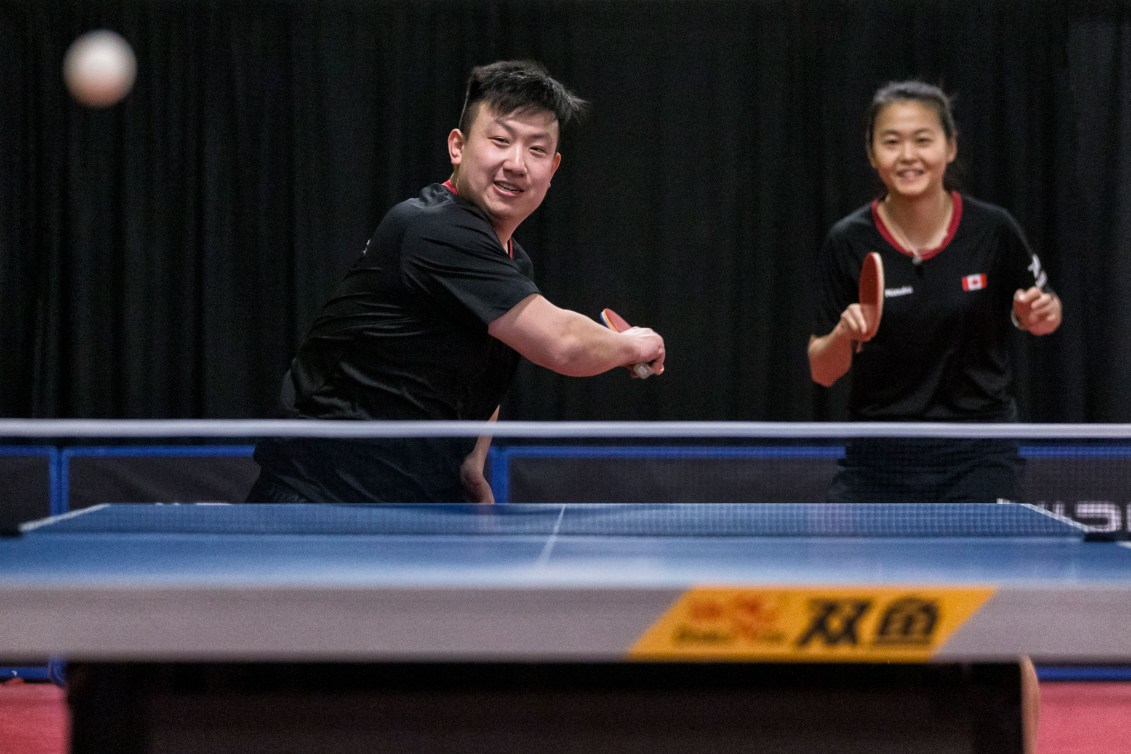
868, 100, 957, 200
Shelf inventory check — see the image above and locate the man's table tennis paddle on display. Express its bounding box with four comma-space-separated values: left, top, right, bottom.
600, 308, 654, 379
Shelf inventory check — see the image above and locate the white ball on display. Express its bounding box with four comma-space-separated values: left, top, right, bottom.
63, 30, 137, 108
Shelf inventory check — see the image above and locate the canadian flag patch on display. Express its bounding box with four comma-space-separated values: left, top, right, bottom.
962, 274, 987, 291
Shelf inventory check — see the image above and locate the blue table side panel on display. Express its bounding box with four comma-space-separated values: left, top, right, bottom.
0, 446, 58, 457
1037, 666, 1131, 682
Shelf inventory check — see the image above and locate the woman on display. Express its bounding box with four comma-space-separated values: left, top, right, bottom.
808, 80, 1062, 504
809, 81, 1054, 753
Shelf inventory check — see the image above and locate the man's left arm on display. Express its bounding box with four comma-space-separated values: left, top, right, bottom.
460, 406, 498, 504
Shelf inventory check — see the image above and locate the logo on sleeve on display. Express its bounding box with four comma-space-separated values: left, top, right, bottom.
962, 274, 987, 292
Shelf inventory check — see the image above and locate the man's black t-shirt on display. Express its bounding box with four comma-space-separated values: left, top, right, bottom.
253, 183, 540, 502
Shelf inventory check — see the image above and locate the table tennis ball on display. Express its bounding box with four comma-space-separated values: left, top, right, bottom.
63, 30, 137, 108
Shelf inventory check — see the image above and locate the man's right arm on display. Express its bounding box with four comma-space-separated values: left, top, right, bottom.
488, 294, 665, 377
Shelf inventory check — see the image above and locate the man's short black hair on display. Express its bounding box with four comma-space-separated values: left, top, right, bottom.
458, 60, 588, 139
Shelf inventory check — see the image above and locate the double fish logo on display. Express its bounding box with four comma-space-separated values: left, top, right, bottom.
630, 586, 994, 661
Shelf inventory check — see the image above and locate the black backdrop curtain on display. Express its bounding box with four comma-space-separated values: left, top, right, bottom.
1, 0, 1128, 422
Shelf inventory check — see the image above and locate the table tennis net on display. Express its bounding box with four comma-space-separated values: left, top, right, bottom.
2, 419, 1129, 536
19, 500, 1082, 539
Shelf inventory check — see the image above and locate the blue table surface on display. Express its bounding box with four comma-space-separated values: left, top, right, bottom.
2, 502, 1129, 589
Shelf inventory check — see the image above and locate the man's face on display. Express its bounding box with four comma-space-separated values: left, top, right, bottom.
448, 103, 562, 241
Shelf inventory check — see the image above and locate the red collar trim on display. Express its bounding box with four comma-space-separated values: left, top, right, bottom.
441, 179, 513, 258
871, 192, 963, 263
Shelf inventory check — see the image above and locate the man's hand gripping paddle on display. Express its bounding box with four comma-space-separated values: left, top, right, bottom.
600, 308, 654, 379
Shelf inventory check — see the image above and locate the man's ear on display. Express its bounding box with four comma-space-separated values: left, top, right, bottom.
448, 128, 464, 167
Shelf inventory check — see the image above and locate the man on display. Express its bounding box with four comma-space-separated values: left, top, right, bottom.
247, 60, 665, 504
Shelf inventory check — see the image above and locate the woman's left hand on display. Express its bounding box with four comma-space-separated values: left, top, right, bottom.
1012, 287, 1062, 335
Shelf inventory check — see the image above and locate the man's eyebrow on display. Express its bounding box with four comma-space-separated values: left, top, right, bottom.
491, 116, 557, 142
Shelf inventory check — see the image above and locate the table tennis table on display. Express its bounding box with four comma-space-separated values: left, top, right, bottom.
1, 501, 1129, 753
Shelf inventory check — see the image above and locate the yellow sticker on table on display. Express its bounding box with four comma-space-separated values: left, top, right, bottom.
630, 586, 995, 662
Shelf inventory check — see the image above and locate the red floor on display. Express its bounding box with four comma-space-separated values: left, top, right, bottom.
0, 680, 68, 754
1037, 682, 1131, 753
1, 678, 1128, 753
